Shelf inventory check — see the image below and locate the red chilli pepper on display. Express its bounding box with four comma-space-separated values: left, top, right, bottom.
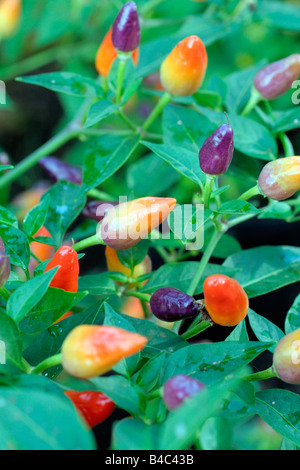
65, 390, 115, 428
45, 246, 79, 293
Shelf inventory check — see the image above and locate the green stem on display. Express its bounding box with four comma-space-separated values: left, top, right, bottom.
30, 353, 62, 375
181, 320, 212, 341
87, 188, 116, 202
243, 365, 277, 382
279, 132, 294, 157
0, 286, 10, 302
238, 184, 261, 201
72, 234, 105, 252
124, 291, 151, 303
0, 125, 77, 189
115, 54, 130, 104
241, 87, 262, 116
187, 228, 224, 297
142, 92, 172, 131
203, 175, 216, 210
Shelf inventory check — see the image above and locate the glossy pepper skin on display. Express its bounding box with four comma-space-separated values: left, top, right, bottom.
0, 237, 10, 288
273, 328, 300, 385
0, 0, 21, 39
160, 35, 207, 96
96, 26, 139, 78
254, 54, 300, 100
61, 325, 147, 379
163, 375, 206, 410
111, 1, 140, 53
65, 390, 115, 428
258, 156, 300, 201
105, 245, 152, 286
203, 274, 249, 327
150, 287, 199, 322
44, 246, 79, 293
100, 197, 177, 250
40, 157, 82, 185
199, 124, 234, 175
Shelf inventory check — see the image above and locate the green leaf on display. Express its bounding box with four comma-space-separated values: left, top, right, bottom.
248, 309, 284, 352
22, 194, 50, 237
84, 100, 120, 128
82, 135, 140, 192
198, 416, 233, 450
269, 108, 300, 134
135, 352, 166, 392
19, 288, 88, 334
0, 389, 96, 450
285, 294, 300, 334
0, 206, 18, 228
0, 312, 24, 376
91, 375, 145, 417
217, 200, 261, 215
0, 224, 30, 270
0, 165, 13, 172
193, 90, 222, 109
103, 303, 140, 377
78, 273, 117, 297
142, 141, 205, 189
256, 389, 300, 446
6, 267, 59, 323
42, 181, 87, 245
112, 418, 159, 450
16, 72, 104, 98
116, 240, 149, 270
225, 319, 249, 342
258, 201, 293, 220
162, 341, 273, 386
141, 261, 238, 295
223, 246, 300, 298
162, 105, 215, 152
258, 0, 300, 31
126, 153, 180, 198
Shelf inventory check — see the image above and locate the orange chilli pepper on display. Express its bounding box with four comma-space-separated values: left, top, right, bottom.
160, 35, 208, 96
44, 246, 79, 293
203, 274, 249, 327
0, 0, 21, 38
95, 26, 139, 78
61, 325, 147, 379
258, 156, 300, 201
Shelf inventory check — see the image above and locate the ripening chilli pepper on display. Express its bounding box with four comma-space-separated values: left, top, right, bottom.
160, 35, 208, 97
95, 27, 139, 78
65, 390, 115, 429
82, 201, 118, 223
163, 375, 206, 410
105, 245, 152, 286
273, 328, 300, 385
0, 237, 10, 288
0, 0, 21, 39
203, 274, 249, 327
258, 156, 300, 201
100, 197, 177, 250
150, 287, 199, 322
44, 246, 79, 293
254, 54, 300, 100
61, 325, 147, 379
199, 124, 234, 176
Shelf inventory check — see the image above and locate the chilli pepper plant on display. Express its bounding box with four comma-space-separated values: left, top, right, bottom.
0, 0, 300, 452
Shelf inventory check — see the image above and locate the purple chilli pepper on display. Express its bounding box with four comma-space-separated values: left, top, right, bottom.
40, 157, 82, 185
254, 53, 300, 100
82, 201, 118, 223
0, 238, 10, 288
150, 287, 199, 322
112, 1, 140, 53
199, 124, 234, 176
163, 374, 206, 410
